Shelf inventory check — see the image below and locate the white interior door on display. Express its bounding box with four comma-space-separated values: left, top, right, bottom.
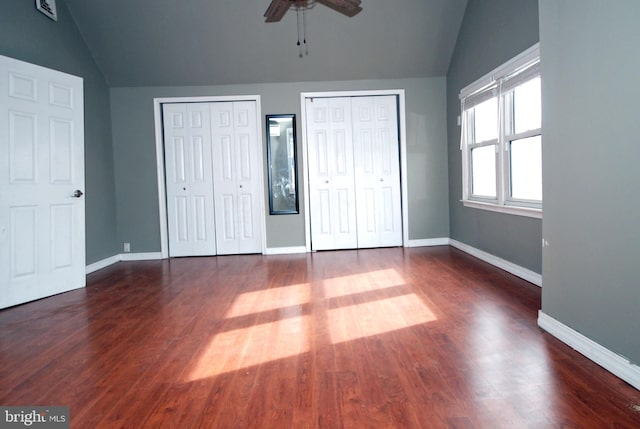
305, 97, 358, 250
0, 55, 85, 309
163, 103, 216, 257
352, 96, 402, 248
211, 101, 262, 254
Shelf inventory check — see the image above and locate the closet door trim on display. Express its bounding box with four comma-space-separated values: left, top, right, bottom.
153, 95, 266, 258
300, 90, 409, 252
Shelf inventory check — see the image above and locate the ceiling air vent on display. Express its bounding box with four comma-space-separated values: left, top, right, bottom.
36, 0, 58, 22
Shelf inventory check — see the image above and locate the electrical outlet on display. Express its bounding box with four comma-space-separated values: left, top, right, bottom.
124, 242, 131, 253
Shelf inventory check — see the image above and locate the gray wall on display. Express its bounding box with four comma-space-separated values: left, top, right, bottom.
540, 0, 640, 363
110, 78, 449, 251
446, 0, 542, 273
0, 0, 118, 264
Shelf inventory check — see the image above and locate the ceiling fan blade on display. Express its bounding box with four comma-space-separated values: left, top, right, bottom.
264, 0, 291, 22
316, 0, 362, 17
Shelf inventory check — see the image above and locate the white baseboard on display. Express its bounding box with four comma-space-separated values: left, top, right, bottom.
449, 239, 542, 286
86, 255, 121, 274
264, 246, 307, 255
86, 252, 164, 274
119, 252, 163, 261
405, 237, 450, 247
264, 239, 452, 253
538, 311, 640, 390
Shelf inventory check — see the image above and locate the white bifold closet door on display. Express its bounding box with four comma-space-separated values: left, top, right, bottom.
306, 95, 402, 250
0, 55, 85, 309
163, 101, 262, 257
352, 96, 402, 248
306, 97, 358, 250
163, 103, 217, 257
210, 101, 262, 255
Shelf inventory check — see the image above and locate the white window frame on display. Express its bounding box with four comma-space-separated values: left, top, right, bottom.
459, 44, 542, 219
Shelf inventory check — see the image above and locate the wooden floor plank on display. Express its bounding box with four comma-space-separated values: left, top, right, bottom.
1, 247, 639, 428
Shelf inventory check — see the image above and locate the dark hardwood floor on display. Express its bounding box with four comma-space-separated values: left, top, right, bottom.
1, 247, 639, 428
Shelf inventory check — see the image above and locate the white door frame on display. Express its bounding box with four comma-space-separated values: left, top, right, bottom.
153, 95, 267, 258
300, 89, 409, 252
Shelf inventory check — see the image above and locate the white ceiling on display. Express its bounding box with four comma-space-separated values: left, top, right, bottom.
64, 0, 468, 87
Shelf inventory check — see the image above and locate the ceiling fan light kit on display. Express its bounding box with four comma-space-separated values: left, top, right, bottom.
264, 0, 362, 57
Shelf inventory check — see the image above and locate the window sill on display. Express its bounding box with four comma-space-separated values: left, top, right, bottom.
462, 200, 542, 219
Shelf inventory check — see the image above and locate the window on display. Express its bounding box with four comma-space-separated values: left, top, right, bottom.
459, 44, 542, 218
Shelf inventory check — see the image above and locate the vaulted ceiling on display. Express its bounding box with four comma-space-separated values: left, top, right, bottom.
64, 0, 467, 87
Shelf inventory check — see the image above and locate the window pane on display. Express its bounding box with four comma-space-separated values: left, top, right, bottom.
473, 97, 498, 143
513, 77, 541, 134
471, 145, 496, 197
510, 135, 542, 201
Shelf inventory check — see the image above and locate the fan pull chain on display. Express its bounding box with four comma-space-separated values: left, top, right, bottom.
296, 7, 303, 57
303, 8, 308, 55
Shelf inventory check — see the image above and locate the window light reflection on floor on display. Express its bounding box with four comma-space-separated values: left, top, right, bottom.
187, 269, 437, 382
225, 283, 311, 318
322, 268, 406, 299
328, 294, 436, 344
186, 315, 310, 382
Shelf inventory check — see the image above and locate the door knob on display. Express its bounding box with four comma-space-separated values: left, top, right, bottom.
72, 190, 83, 198
380, 178, 384, 182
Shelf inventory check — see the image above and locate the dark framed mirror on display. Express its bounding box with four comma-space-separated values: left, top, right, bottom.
266, 114, 299, 214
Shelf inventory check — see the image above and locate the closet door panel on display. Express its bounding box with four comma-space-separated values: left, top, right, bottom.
163, 103, 216, 257
307, 99, 333, 249
374, 96, 402, 247
211, 102, 238, 255
211, 101, 262, 254
352, 96, 402, 248
329, 99, 357, 249
233, 101, 262, 253
352, 97, 379, 248
306, 98, 357, 250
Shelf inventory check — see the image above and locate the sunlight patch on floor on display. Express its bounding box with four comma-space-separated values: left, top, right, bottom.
322, 268, 406, 299
328, 293, 437, 344
186, 315, 310, 382
188, 269, 437, 381
224, 283, 311, 318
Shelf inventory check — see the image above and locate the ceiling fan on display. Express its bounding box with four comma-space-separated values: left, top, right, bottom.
264, 0, 362, 23
264, 0, 362, 56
